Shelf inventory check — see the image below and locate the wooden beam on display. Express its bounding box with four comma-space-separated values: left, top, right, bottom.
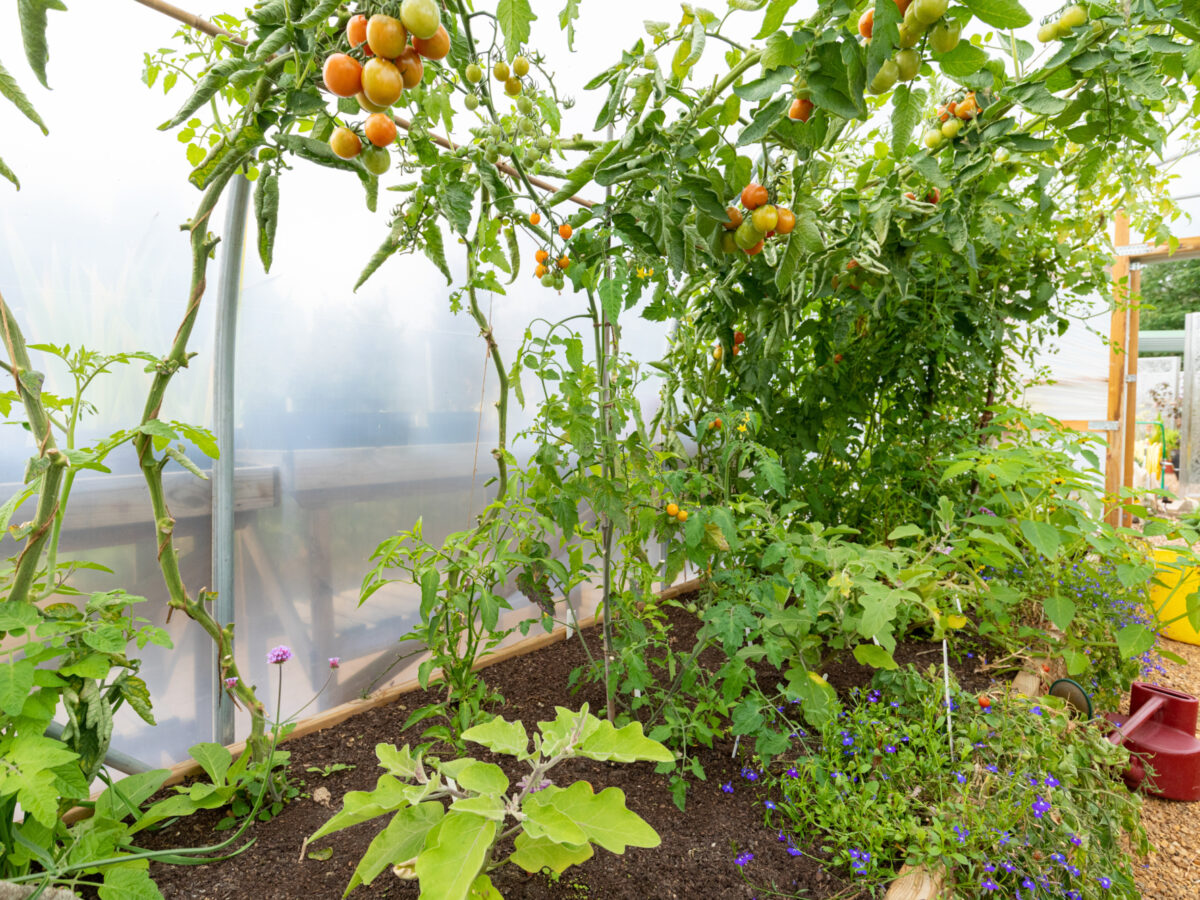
1122, 267, 1142, 526
1116, 233, 1200, 263
1106, 213, 1132, 524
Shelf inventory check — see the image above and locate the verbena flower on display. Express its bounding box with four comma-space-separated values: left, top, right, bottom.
267, 645, 293, 664
328, 656, 340, 668
223, 676, 238, 689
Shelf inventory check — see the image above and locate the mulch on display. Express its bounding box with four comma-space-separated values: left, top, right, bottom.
130, 596, 991, 900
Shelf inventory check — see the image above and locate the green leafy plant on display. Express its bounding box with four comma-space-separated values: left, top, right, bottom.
308, 704, 673, 898
761, 667, 1148, 899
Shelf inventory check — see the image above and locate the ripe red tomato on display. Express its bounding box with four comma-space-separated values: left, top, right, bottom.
745, 240, 764, 256
741, 183, 768, 209
366, 15, 408, 59
413, 25, 450, 60
734, 331, 746, 345
347, 14, 368, 48
363, 113, 397, 147
978, 695, 992, 709
323, 54, 363, 98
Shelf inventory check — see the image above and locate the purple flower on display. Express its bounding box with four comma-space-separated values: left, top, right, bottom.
223, 676, 238, 689
1031, 706, 1043, 716
786, 846, 802, 857
1069, 833, 1081, 846
1032, 795, 1051, 818
1099, 876, 1112, 889
328, 657, 340, 669
982, 877, 999, 891
885, 744, 897, 753
721, 782, 734, 794
267, 645, 293, 664
516, 775, 553, 794
786, 767, 799, 778
1044, 774, 1060, 788
741, 767, 759, 781
734, 851, 753, 867
764, 800, 777, 810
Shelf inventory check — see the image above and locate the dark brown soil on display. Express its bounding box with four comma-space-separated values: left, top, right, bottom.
136, 599, 994, 899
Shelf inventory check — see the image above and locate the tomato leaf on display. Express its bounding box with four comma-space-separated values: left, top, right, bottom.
737, 94, 791, 146
496, 0, 537, 59
932, 41, 989, 77
890, 84, 925, 157
866, 0, 901, 84
1043, 593, 1076, 632
254, 171, 280, 273
0, 59, 48, 135
161, 58, 253, 131
962, 0, 1032, 29
17, 0, 66, 90
559, 0, 581, 50
755, 0, 800, 40
0, 152, 17, 190
423, 223, 453, 285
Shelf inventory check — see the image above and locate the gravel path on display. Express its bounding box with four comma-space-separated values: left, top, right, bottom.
1134, 636, 1200, 899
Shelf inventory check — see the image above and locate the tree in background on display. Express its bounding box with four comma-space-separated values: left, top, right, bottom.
1140, 257, 1200, 330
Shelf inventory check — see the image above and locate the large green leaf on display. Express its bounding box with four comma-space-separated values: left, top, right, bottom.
1018, 520, 1061, 560
463, 715, 529, 756
737, 94, 791, 146
890, 85, 925, 157
98, 865, 164, 900
0, 59, 47, 134
1116, 623, 1157, 660
254, 171, 279, 272
308, 774, 414, 842
853, 644, 898, 670
414, 812, 496, 900
509, 832, 594, 874
962, 0, 1032, 28
522, 782, 659, 854
574, 720, 674, 763
188, 742, 232, 786
933, 41, 989, 77
1043, 593, 1076, 632
454, 761, 509, 795
17, 0, 66, 89
496, 0, 536, 59
346, 802, 443, 893
0, 659, 36, 715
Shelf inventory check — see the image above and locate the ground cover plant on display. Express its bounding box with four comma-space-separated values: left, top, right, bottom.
3, 0, 1200, 895
755, 667, 1148, 898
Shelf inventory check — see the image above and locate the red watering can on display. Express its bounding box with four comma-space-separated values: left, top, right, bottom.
1101, 683, 1200, 802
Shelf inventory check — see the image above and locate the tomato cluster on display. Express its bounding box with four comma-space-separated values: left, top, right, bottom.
532, 218, 573, 289
321, 1, 449, 169
1038, 4, 1090, 42
859, 0, 963, 94
922, 90, 986, 150
719, 183, 796, 257
664, 502, 689, 524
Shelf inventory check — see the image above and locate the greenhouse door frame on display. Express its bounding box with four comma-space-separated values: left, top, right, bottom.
1105, 213, 1200, 525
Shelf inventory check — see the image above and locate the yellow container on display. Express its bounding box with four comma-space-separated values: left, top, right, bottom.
1150, 547, 1200, 645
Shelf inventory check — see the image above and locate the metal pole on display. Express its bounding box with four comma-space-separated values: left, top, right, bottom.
211, 174, 250, 745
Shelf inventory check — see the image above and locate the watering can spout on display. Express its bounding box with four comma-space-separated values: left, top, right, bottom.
1103, 683, 1200, 802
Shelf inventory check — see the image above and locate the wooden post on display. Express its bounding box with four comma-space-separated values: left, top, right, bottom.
1106, 214, 1132, 524
1122, 266, 1143, 526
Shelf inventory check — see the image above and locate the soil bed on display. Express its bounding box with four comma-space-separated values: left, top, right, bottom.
138, 598, 990, 899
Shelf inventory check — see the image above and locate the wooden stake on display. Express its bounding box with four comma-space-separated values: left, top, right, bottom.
1106, 213, 1131, 524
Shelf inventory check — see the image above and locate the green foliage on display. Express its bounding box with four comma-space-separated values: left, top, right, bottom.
1139, 257, 1200, 332
310, 705, 669, 898
766, 667, 1148, 898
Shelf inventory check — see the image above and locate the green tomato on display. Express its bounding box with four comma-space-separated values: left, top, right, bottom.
1059, 4, 1088, 29
541, 273, 555, 287
903, 2, 927, 33
868, 59, 899, 95
517, 95, 534, 115
912, 0, 949, 26
895, 49, 921, 82
941, 117, 963, 138
1037, 21, 1061, 42
361, 145, 391, 175
897, 21, 921, 48
536, 136, 552, 150
929, 19, 961, 54
720, 232, 738, 254
923, 128, 944, 150
734, 219, 762, 251
485, 145, 500, 163
520, 117, 535, 134
464, 94, 480, 111
400, 0, 441, 40
465, 63, 483, 84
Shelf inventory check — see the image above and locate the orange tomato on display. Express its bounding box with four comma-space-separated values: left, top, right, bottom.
666, 502, 679, 517
361, 57, 404, 107
397, 47, 424, 88
723, 206, 743, 230
366, 14, 408, 59
329, 126, 362, 159
347, 14, 368, 48
535, 249, 549, 263
363, 113, 397, 147
859, 8, 875, 38
788, 97, 814, 122
557, 255, 570, 269
535, 263, 548, 277
530, 211, 541, 225
775, 207, 796, 234
558, 223, 573, 239
323, 54, 363, 98
413, 25, 450, 60
746, 240, 764, 256
741, 183, 768, 209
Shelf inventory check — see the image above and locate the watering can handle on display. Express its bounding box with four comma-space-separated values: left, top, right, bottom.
1109, 695, 1166, 746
